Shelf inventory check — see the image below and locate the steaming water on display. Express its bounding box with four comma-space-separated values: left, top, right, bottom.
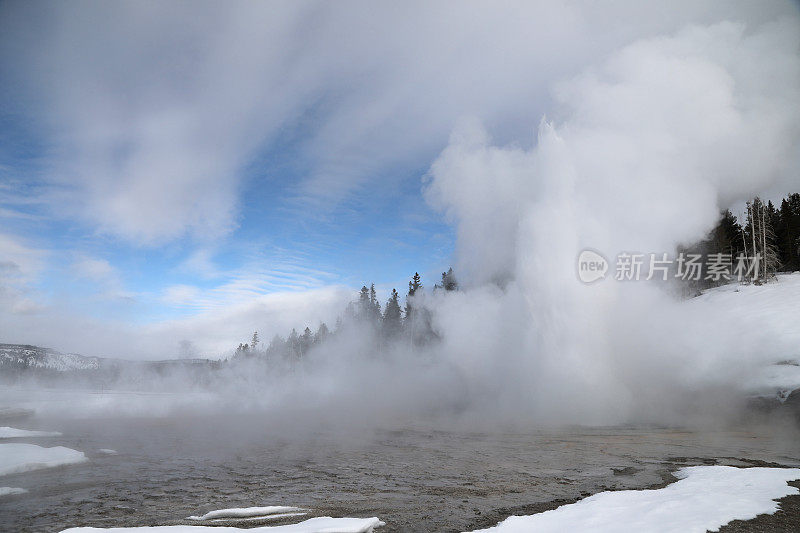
2, 415, 799, 532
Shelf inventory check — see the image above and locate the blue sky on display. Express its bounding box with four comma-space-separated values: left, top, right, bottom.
0, 117, 454, 323
1, 0, 795, 358
0, 1, 470, 334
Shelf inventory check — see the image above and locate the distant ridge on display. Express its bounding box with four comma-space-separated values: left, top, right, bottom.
0, 344, 100, 372
0, 344, 219, 382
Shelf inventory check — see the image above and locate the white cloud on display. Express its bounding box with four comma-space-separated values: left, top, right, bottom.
176, 248, 223, 280
70, 255, 134, 301
161, 284, 201, 306
0, 233, 46, 315
71, 256, 115, 282
167, 259, 338, 313
2, 1, 795, 245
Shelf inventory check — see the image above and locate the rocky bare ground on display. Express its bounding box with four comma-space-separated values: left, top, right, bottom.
2, 416, 799, 533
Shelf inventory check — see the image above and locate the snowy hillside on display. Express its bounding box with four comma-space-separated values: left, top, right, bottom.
690, 273, 800, 401
0, 344, 100, 372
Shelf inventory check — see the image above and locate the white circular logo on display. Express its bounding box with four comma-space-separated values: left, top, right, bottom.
577, 249, 608, 283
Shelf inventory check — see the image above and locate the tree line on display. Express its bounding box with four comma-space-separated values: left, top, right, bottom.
688, 193, 800, 286
233, 268, 458, 360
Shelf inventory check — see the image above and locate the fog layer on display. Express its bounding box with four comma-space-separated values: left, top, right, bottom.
3, 6, 800, 429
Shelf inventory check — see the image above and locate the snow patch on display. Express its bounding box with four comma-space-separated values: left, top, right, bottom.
98, 449, 118, 455
60, 516, 385, 532
466, 466, 800, 533
0, 426, 62, 438
198, 513, 308, 523
0, 443, 87, 476
746, 363, 800, 401
687, 274, 800, 398
0, 486, 27, 496
187, 506, 305, 521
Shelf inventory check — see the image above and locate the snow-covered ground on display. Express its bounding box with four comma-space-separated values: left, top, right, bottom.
0, 443, 87, 476
0, 425, 79, 498
467, 465, 800, 533
0, 486, 27, 496
60, 516, 385, 533
0, 344, 100, 372
747, 363, 800, 401
688, 273, 800, 399
692, 273, 800, 357
187, 506, 306, 521
0, 426, 62, 438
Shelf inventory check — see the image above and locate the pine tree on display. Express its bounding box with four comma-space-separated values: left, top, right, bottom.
405, 272, 422, 320
777, 193, 800, 271
315, 323, 329, 345
300, 326, 313, 355
267, 334, 286, 358
251, 331, 259, 351
369, 283, 381, 320
383, 289, 403, 337
287, 328, 300, 359
235, 342, 246, 357
790, 194, 800, 267
711, 210, 743, 257
358, 285, 371, 320
442, 267, 458, 291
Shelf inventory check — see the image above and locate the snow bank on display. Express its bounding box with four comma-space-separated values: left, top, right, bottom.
198, 514, 308, 524
60, 516, 385, 532
748, 363, 800, 400
694, 274, 800, 363
467, 466, 800, 533
0, 486, 27, 496
187, 506, 305, 521
0, 443, 87, 476
0, 426, 62, 438
684, 274, 800, 400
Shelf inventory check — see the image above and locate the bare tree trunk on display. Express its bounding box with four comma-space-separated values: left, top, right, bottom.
761, 202, 767, 279
742, 227, 748, 258
750, 202, 757, 280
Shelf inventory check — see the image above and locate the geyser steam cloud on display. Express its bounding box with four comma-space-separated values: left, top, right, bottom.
422, 20, 800, 424
207, 16, 800, 429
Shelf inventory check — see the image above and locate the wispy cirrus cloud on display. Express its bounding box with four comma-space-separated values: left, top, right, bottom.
4, 1, 793, 247
164, 258, 338, 313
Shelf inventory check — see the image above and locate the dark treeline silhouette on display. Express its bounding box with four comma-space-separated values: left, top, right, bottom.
683, 192, 800, 289
233, 268, 459, 362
